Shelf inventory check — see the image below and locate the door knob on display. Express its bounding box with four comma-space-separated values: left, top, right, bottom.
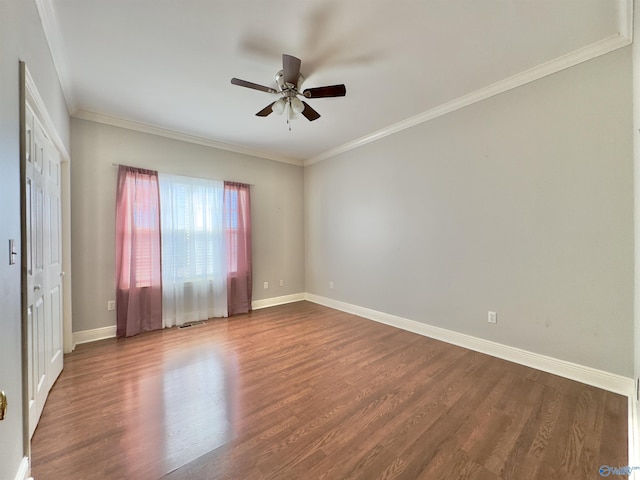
0, 391, 7, 420
34, 284, 41, 291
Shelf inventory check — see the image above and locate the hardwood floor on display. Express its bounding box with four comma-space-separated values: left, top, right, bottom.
31, 301, 628, 479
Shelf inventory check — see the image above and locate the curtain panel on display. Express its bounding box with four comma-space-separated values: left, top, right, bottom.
115, 166, 163, 337
115, 170, 252, 337
224, 182, 252, 315
159, 174, 227, 327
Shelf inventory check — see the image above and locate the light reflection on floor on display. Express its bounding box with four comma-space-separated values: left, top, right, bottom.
119, 344, 238, 478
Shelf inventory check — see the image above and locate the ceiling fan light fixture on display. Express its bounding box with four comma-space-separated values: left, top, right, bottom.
272, 98, 286, 114
231, 54, 346, 126
291, 97, 304, 114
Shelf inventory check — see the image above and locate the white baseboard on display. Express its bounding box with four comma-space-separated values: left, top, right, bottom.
14, 457, 29, 480
74, 294, 633, 396
304, 293, 639, 471
72, 325, 117, 349
251, 293, 306, 310
304, 293, 634, 397
71, 294, 307, 348
68, 293, 638, 468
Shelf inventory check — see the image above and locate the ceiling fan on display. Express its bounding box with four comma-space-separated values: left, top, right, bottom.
231, 54, 346, 129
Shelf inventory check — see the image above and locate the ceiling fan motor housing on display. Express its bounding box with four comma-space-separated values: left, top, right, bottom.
275, 70, 305, 95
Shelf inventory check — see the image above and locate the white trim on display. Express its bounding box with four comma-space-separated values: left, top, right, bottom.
620, 0, 634, 41
34, 0, 632, 167
304, 32, 632, 166
68, 295, 635, 395
70, 293, 307, 347
304, 293, 635, 397
304, 294, 640, 467
72, 325, 117, 349
251, 293, 306, 310
35, 0, 297, 166
24, 67, 70, 163
71, 293, 635, 394
73, 110, 303, 166
33, 0, 75, 113
68, 293, 639, 468
24, 64, 74, 359
13, 457, 29, 480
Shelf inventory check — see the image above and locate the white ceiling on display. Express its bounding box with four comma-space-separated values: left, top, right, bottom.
39, 0, 631, 165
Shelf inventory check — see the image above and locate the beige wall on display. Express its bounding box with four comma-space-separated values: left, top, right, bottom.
0, 3, 634, 477
633, 0, 640, 451
305, 47, 634, 376
70, 118, 305, 333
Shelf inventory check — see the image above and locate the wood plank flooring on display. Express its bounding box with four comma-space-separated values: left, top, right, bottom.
31, 301, 628, 479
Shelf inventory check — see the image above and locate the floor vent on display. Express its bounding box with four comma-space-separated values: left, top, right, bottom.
178, 321, 205, 329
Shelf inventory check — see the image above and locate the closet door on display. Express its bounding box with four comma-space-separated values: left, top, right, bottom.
25, 105, 64, 438
25, 107, 48, 437
44, 128, 63, 391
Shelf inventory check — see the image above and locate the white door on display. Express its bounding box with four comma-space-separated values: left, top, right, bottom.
26, 106, 47, 437
44, 125, 63, 389
25, 105, 64, 438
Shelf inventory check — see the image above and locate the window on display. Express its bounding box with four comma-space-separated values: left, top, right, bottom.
159, 174, 227, 326
159, 175, 225, 282
116, 168, 161, 290
116, 167, 252, 334
224, 188, 239, 273
132, 194, 159, 287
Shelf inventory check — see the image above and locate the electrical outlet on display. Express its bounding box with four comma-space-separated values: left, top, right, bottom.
279, 280, 284, 287
263, 281, 269, 289
487, 311, 497, 324
107, 300, 116, 311
330, 281, 334, 289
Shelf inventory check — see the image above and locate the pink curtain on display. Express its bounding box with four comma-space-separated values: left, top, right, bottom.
115, 166, 163, 337
224, 182, 252, 315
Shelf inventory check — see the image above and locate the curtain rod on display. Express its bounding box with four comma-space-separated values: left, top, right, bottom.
112, 163, 254, 186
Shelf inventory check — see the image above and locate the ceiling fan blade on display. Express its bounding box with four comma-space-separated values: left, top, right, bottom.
282, 54, 302, 86
256, 102, 275, 117
301, 101, 321, 121
231, 78, 278, 94
303, 84, 346, 98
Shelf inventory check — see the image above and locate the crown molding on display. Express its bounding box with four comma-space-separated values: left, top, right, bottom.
73, 110, 303, 166
34, 0, 76, 113
36, 0, 632, 167
305, 28, 632, 166
619, 0, 634, 41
